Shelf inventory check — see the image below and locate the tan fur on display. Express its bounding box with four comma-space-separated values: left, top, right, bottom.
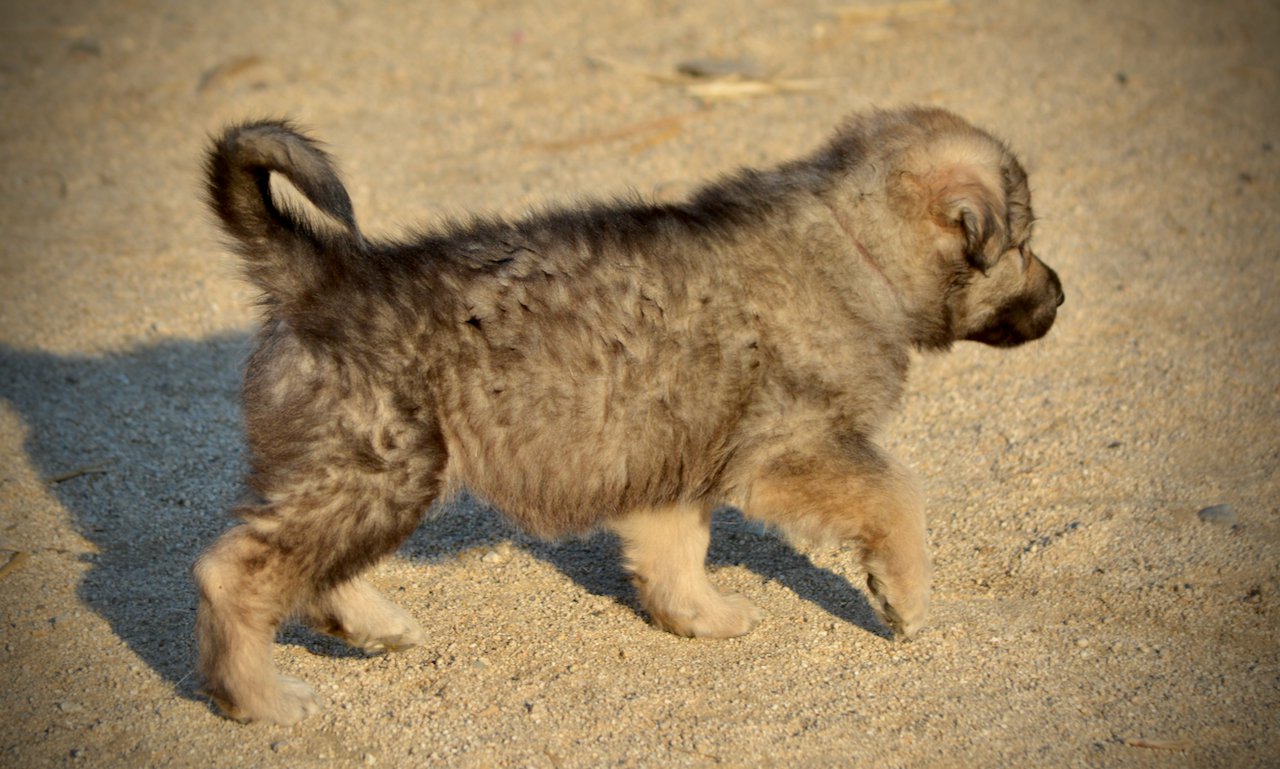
195, 107, 1063, 723
610, 504, 764, 638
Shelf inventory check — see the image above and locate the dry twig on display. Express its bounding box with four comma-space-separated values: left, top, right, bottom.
587, 54, 827, 104
44, 461, 112, 484
1124, 737, 1194, 751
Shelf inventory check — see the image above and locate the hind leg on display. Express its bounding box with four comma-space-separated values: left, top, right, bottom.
194, 461, 439, 724
301, 576, 424, 654
610, 504, 763, 638
745, 440, 931, 639
194, 525, 322, 724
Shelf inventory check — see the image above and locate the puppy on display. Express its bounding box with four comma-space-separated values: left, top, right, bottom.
195, 107, 1063, 724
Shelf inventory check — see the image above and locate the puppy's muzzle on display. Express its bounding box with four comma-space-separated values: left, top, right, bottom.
967, 263, 1064, 348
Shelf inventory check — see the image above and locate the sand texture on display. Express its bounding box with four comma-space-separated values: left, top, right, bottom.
1, 0, 1278, 766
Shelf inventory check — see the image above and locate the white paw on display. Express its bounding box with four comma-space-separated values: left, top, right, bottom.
271, 676, 324, 724
656, 591, 764, 639
220, 675, 322, 725
353, 617, 426, 654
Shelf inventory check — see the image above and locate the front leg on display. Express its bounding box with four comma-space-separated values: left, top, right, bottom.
743, 441, 931, 639
609, 504, 764, 638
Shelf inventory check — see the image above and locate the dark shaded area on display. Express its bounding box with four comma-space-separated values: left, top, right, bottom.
0, 336, 253, 696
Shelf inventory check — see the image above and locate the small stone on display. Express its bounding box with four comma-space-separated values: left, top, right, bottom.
58, 701, 84, 714
676, 57, 764, 80
1197, 504, 1237, 525
68, 38, 102, 58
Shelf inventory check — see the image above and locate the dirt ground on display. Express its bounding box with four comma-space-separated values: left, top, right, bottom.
1, 0, 1277, 766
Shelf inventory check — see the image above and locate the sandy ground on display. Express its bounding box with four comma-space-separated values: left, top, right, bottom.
1, 0, 1278, 766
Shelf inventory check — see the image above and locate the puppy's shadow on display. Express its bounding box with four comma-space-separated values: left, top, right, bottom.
0, 336, 256, 698
707, 509, 890, 639
399, 493, 630, 602
400, 494, 889, 639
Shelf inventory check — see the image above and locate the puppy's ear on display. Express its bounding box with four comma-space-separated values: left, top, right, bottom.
930, 166, 1007, 272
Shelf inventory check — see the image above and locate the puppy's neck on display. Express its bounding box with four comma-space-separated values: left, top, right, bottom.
821, 200, 905, 311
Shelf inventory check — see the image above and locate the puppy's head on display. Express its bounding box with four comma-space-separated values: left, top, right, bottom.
882, 109, 1064, 348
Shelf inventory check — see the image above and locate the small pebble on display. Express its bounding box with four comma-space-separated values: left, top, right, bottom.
1197, 504, 1237, 525
676, 57, 763, 79
68, 38, 102, 58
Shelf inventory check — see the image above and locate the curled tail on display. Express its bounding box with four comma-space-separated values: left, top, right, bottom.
205, 120, 365, 328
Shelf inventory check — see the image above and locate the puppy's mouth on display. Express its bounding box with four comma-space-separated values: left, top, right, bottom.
965, 295, 1061, 348
966, 317, 1052, 348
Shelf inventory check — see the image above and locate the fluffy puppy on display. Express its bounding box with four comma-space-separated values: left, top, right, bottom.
194, 106, 1063, 724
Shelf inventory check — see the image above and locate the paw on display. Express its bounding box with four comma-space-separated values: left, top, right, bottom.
866, 574, 927, 640
269, 676, 324, 724
212, 675, 322, 725
347, 615, 426, 654
654, 591, 764, 639
309, 584, 425, 654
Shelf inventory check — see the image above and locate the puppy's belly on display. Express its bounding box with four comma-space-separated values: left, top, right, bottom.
438, 382, 734, 536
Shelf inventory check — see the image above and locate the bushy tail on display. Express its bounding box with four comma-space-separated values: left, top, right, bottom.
205, 120, 365, 325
